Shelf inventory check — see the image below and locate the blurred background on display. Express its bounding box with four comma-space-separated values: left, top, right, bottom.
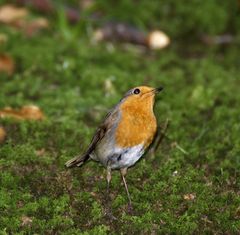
0, 0, 240, 234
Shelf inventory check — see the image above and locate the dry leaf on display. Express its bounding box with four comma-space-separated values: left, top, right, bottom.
183, 193, 196, 201
20, 105, 45, 120
0, 5, 28, 24
24, 17, 49, 36
0, 105, 45, 120
35, 148, 46, 157
11, 17, 49, 36
0, 54, 15, 75
0, 4, 48, 36
21, 215, 33, 227
0, 126, 6, 143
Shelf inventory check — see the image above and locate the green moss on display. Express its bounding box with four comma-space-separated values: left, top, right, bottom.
94, 0, 240, 37
0, 0, 240, 234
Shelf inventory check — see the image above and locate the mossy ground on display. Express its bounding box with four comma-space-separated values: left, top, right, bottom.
0, 0, 240, 234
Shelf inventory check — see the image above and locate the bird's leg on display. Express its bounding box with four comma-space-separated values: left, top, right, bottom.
120, 167, 133, 212
106, 165, 111, 196
105, 165, 117, 220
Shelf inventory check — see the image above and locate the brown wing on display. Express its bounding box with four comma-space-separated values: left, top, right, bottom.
65, 106, 120, 168
85, 107, 119, 154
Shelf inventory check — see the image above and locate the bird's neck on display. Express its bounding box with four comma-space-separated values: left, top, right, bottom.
121, 97, 155, 116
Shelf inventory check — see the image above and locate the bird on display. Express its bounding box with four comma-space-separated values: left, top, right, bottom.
65, 85, 163, 211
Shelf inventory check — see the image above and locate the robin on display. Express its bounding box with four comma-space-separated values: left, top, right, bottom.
65, 86, 163, 210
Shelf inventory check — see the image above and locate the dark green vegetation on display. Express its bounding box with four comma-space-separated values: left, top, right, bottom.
0, 0, 240, 234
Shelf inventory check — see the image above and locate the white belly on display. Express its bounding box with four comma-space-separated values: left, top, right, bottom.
110, 144, 144, 169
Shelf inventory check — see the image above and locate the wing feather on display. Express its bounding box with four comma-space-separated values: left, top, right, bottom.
65, 106, 120, 168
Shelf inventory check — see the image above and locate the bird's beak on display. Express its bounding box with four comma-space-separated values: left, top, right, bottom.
144, 87, 164, 98
153, 87, 163, 94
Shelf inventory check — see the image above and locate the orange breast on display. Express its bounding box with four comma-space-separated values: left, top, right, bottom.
115, 102, 157, 149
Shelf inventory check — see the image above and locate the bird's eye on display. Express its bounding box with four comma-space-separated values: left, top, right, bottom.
133, 88, 140, 95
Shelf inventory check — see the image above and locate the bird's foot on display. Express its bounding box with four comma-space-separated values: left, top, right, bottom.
104, 209, 117, 221
127, 203, 134, 215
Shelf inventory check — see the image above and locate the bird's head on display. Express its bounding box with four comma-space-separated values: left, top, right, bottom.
120, 86, 163, 112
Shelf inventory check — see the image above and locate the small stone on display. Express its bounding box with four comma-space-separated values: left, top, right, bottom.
183, 193, 196, 201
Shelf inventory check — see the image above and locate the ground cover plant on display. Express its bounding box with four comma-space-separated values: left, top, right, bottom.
0, 0, 240, 234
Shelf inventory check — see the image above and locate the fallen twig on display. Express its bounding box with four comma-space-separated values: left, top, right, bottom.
149, 118, 170, 157
93, 23, 170, 50
171, 141, 189, 155
201, 34, 234, 45
149, 118, 189, 157
154, 118, 170, 153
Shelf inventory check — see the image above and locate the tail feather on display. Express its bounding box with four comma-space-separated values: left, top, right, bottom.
65, 154, 89, 168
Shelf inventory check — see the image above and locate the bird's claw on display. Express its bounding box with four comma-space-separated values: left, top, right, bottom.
104, 210, 117, 221
127, 203, 134, 214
